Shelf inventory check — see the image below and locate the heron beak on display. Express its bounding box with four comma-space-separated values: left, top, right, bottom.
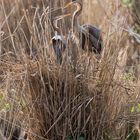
61, 13, 72, 18
55, 13, 72, 20
49, 2, 72, 13
64, 2, 73, 9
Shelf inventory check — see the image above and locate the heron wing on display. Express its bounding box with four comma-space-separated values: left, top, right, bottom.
80, 25, 103, 54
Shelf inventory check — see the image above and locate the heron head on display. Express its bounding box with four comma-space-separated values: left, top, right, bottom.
64, 1, 82, 9
64, 1, 82, 18
52, 35, 66, 64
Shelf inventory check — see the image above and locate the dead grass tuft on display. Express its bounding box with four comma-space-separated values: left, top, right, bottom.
0, 0, 140, 140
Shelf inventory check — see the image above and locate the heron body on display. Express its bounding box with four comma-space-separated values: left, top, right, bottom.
80, 24, 103, 54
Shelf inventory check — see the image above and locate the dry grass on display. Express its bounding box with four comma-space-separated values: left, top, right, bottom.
0, 0, 140, 140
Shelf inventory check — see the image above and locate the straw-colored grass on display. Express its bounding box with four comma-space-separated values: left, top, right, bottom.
0, 0, 140, 140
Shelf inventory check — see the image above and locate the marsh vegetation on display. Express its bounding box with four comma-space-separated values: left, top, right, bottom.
0, 0, 140, 139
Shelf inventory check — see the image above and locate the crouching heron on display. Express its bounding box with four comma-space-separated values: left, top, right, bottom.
51, 14, 71, 64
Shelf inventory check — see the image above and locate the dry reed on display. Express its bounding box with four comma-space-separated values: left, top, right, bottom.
0, 0, 140, 140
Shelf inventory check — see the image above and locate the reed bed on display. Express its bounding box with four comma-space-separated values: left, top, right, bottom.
0, 0, 140, 140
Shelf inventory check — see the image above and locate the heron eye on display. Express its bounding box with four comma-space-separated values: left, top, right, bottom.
52, 39, 60, 43
52, 39, 56, 43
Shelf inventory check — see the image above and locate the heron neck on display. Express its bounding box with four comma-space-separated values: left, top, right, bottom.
52, 20, 60, 34
72, 3, 82, 34
72, 12, 79, 34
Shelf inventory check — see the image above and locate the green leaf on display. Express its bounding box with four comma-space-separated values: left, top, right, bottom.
0, 94, 3, 100
4, 103, 11, 111
77, 137, 85, 140
121, 0, 132, 8
138, 103, 140, 109
66, 135, 73, 140
130, 106, 135, 113
77, 134, 85, 140
122, 0, 131, 4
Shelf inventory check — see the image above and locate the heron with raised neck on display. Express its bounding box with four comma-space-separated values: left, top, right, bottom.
64, 0, 103, 54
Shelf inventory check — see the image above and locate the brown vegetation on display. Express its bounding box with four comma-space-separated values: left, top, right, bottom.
0, 0, 140, 140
